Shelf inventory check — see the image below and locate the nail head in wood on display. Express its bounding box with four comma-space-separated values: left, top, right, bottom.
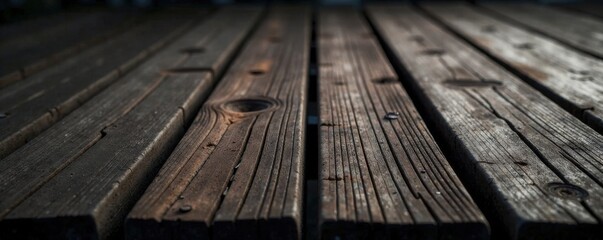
384, 112, 400, 120
179, 205, 192, 213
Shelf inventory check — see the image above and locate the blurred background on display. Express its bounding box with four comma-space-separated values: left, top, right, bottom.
0, 0, 600, 23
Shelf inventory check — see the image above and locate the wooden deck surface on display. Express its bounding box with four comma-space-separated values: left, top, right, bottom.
0, 3, 602, 240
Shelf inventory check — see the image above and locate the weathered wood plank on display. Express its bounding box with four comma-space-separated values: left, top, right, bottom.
0, 7, 262, 240
126, 6, 309, 240
0, 11, 133, 88
317, 8, 488, 240
0, 11, 200, 159
368, 4, 603, 239
422, 3, 603, 134
2, 71, 213, 240
480, 3, 603, 59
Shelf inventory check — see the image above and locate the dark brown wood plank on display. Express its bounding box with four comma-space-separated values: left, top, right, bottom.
368, 4, 603, 239
0, 11, 134, 88
317, 8, 488, 240
422, 3, 603, 134
2, 71, 213, 240
0, 7, 262, 240
126, 6, 310, 240
0, 11, 201, 159
480, 3, 603, 59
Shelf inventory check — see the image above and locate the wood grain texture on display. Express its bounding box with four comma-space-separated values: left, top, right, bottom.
126, 6, 309, 240
480, 3, 603, 59
0, 11, 200, 159
1, 71, 213, 240
422, 3, 603, 134
0, 7, 262, 240
0, 11, 133, 88
368, 4, 603, 239
317, 9, 488, 240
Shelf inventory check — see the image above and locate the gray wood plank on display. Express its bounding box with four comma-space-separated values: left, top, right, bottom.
422, 3, 603, 134
480, 3, 603, 59
368, 4, 603, 239
126, 6, 309, 240
318, 9, 488, 240
0, 11, 134, 88
0, 7, 262, 240
0, 11, 201, 159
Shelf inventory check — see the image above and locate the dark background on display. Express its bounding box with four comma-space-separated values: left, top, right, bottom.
0, 0, 600, 23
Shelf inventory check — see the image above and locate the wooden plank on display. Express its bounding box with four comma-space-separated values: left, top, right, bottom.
0, 11, 200, 159
368, 4, 603, 239
0, 7, 262, 240
480, 3, 603, 59
317, 9, 488, 239
2, 71, 213, 240
126, 6, 310, 240
421, 3, 603, 134
0, 11, 133, 88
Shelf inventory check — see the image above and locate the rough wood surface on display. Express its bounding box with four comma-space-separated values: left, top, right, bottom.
422, 3, 603, 134
2, 70, 213, 240
368, 4, 603, 239
317, 9, 488, 240
126, 6, 309, 240
0, 11, 133, 88
480, 3, 603, 59
0, 12, 200, 159
0, 7, 262, 240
